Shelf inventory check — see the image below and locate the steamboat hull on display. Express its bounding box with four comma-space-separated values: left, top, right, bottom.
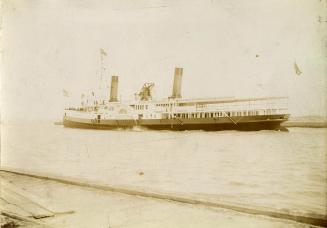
63, 114, 289, 131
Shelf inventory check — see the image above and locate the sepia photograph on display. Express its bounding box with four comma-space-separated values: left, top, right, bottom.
1, 0, 326, 227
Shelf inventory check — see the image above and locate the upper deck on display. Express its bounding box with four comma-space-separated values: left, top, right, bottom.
130, 96, 288, 119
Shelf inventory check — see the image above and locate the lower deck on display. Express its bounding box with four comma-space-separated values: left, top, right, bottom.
63, 114, 289, 131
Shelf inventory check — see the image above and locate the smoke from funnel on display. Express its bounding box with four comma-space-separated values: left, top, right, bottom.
171, 67, 183, 98
109, 75, 118, 102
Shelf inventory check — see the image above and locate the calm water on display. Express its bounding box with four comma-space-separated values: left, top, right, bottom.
1, 122, 326, 217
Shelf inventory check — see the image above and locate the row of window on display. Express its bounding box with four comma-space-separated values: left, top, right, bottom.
156, 103, 170, 107
135, 104, 148, 110
163, 109, 277, 119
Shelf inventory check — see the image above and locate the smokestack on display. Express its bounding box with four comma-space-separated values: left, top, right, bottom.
109, 75, 118, 102
171, 67, 183, 98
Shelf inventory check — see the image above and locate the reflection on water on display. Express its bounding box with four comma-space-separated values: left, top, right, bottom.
1, 122, 326, 217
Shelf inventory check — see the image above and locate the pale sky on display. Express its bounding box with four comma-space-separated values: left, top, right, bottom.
1, 0, 326, 121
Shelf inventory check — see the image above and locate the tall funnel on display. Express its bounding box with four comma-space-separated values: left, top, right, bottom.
171, 67, 183, 98
109, 75, 118, 102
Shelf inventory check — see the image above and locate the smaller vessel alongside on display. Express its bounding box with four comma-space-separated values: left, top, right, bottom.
63, 67, 290, 131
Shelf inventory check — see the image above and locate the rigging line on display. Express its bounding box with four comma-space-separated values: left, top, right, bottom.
223, 111, 237, 125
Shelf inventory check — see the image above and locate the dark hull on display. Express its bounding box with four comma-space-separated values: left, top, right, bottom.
140, 122, 285, 131
63, 114, 289, 131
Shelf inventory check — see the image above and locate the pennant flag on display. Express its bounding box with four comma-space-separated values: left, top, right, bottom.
294, 62, 302, 75
100, 48, 107, 56
63, 89, 69, 97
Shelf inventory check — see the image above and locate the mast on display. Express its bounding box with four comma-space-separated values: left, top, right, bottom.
99, 48, 108, 102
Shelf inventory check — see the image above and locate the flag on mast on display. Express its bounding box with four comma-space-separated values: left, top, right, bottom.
100, 48, 107, 56
63, 89, 69, 97
294, 62, 302, 75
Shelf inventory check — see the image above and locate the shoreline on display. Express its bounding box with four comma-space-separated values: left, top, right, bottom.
281, 121, 327, 128
1, 167, 326, 227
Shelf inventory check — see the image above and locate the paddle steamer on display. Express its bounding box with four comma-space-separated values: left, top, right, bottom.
63, 67, 289, 131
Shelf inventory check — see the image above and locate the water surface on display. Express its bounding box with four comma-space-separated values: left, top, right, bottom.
1, 122, 326, 217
